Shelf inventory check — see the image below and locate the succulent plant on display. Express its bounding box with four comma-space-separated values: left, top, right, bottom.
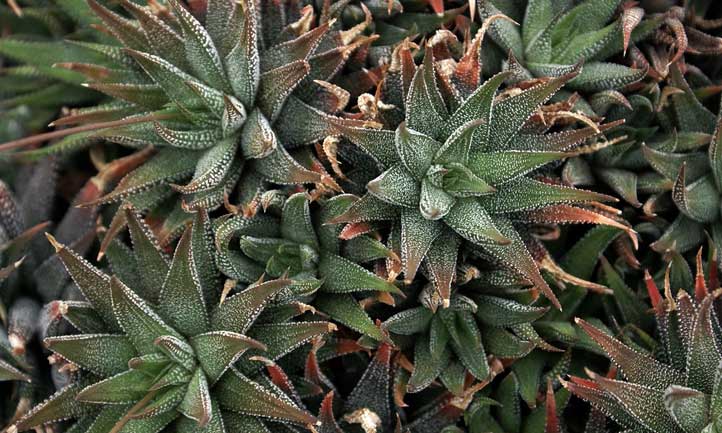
391, 224, 633, 426
633, 65, 721, 256
304, 334, 503, 433
215, 191, 400, 341
559, 62, 721, 264
332, 30, 632, 309
627, 0, 722, 81
11, 208, 335, 433
564, 251, 722, 432
478, 0, 654, 94
4, 0, 722, 431
560, 95, 721, 336
382, 273, 552, 394
1, 0, 375, 212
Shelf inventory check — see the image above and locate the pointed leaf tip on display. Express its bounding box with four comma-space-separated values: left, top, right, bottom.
45, 232, 62, 252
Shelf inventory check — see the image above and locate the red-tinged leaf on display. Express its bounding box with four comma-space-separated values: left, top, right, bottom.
644, 269, 663, 310
345, 343, 392, 423
694, 248, 709, 302
478, 217, 561, 310
561, 376, 641, 428
454, 26, 483, 93
544, 380, 561, 433
525, 205, 638, 249
339, 222, 373, 240
391, 39, 417, 106
262, 21, 332, 72
622, 7, 644, 54
256, 357, 303, 406
664, 17, 687, 65
318, 392, 343, 433
587, 371, 679, 432
575, 318, 683, 389
428, 0, 443, 14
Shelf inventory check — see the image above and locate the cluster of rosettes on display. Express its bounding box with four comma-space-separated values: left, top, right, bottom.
2, 0, 722, 432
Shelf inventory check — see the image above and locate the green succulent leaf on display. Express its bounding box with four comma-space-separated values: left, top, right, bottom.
314, 294, 383, 341
45, 334, 136, 377
216, 369, 316, 426
211, 279, 290, 334
158, 226, 209, 337
319, 252, 401, 294
110, 276, 183, 355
